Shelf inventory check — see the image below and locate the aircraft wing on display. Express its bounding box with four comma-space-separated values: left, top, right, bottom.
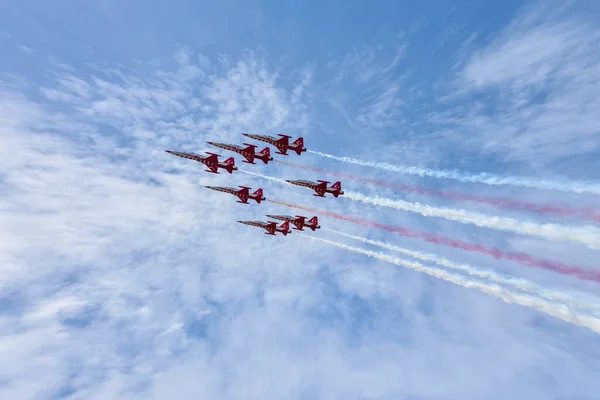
203, 153, 220, 163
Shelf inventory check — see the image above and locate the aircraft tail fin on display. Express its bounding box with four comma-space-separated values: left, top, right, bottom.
279, 221, 290, 235
292, 137, 304, 155
253, 188, 264, 203
259, 146, 270, 156
258, 147, 271, 164
222, 157, 235, 173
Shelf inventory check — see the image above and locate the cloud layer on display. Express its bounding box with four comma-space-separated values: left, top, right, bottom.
2, 1, 600, 399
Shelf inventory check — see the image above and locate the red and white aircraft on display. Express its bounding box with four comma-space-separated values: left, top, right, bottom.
205, 185, 265, 204
285, 179, 344, 198
242, 133, 306, 156
264, 215, 320, 231
207, 141, 273, 164
165, 150, 237, 174
238, 220, 291, 236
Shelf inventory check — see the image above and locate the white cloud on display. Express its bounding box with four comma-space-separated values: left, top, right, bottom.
2, 35, 600, 400
436, 1, 600, 172
320, 43, 408, 136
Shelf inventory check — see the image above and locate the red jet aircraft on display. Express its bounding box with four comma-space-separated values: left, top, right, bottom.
207, 141, 273, 164
205, 185, 265, 204
264, 215, 320, 231
238, 220, 291, 236
165, 150, 237, 174
242, 133, 306, 156
285, 180, 344, 198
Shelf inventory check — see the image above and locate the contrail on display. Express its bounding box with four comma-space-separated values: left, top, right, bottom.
240, 169, 289, 184
308, 150, 600, 196
299, 234, 600, 335
240, 169, 600, 250
267, 199, 600, 284
324, 228, 600, 314
276, 160, 600, 223
344, 191, 600, 250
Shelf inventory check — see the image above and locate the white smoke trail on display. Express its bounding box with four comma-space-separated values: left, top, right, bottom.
324, 228, 600, 314
308, 150, 600, 195
239, 169, 600, 248
299, 234, 600, 335
239, 169, 290, 184
344, 191, 600, 250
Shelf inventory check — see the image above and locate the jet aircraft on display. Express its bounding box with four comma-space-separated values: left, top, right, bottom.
238, 220, 291, 236
242, 133, 306, 156
205, 185, 265, 204
207, 141, 273, 164
285, 180, 344, 198
265, 215, 320, 231
165, 150, 237, 174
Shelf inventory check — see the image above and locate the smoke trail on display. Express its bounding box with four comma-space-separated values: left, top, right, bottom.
267, 199, 600, 284
239, 169, 600, 249
308, 150, 600, 196
276, 160, 600, 223
324, 228, 600, 314
240, 169, 289, 184
299, 234, 600, 335
344, 191, 600, 250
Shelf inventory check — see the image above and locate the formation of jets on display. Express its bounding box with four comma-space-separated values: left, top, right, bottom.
166, 133, 341, 236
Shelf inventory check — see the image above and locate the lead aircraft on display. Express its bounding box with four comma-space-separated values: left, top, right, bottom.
207, 141, 273, 164
242, 133, 306, 156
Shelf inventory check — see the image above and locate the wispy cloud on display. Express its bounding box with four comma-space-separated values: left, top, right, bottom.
3, 1, 600, 398
0, 50, 340, 399
435, 1, 600, 172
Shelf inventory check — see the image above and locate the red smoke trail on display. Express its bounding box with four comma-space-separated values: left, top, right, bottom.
268, 199, 600, 284
275, 160, 600, 223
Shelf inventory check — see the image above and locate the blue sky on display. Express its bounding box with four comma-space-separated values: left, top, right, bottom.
2, 0, 600, 399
